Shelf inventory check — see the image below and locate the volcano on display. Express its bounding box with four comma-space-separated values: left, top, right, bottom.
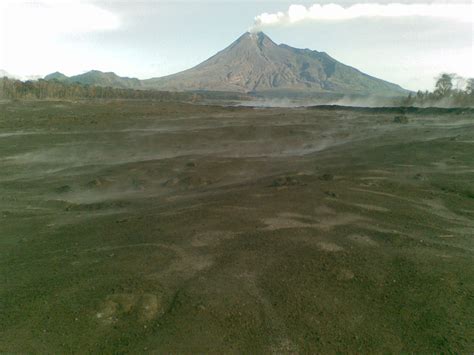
143, 32, 407, 96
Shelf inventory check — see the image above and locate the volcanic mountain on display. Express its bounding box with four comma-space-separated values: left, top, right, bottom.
44, 32, 407, 96
143, 32, 407, 96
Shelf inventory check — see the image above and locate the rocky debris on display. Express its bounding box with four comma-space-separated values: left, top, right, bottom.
317, 241, 344, 252
96, 293, 162, 325
65, 200, 128, 211
270, 176, 300, 188
319, 173, 334, 181
85, 178, 113, 188
324, 191, 338, 198
55, 185, 72, 193
163, 175, 212, 189
337, 268, 355, 280
393, 115, 409, 124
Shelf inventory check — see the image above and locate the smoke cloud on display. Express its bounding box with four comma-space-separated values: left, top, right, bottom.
251, 3, 473, 31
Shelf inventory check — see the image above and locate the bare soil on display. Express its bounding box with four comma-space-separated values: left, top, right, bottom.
0, 100, 473, 352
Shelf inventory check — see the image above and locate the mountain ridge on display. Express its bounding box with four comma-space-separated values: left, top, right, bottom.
45, 70, 142, 89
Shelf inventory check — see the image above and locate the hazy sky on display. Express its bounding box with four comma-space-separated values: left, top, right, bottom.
0, 0, 472, 91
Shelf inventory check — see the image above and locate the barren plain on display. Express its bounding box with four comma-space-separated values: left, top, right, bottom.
1, 100, 473, 352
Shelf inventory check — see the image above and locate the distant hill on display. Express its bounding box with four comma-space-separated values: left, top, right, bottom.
44, 32, 408, 97
44, 72, 69, 81
45, 70, 142, 89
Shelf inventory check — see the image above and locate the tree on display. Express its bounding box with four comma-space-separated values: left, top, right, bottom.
434, 73, 454, 97
465, 78, 474, 95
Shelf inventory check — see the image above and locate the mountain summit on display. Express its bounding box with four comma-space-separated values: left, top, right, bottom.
143, 32, 407, 96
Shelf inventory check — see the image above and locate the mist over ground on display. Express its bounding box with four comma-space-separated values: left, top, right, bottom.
237, 95, 401, 108
238, 73, 474, 108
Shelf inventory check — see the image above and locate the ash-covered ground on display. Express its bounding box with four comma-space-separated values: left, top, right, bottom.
1, 100, 473, 352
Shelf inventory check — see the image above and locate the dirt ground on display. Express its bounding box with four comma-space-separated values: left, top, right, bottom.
0, 100, 473, 353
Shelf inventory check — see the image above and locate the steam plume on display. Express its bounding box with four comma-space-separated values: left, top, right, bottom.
250, 3, 472, 32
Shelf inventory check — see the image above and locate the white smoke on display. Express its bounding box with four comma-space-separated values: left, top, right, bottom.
251, 3, 473, 31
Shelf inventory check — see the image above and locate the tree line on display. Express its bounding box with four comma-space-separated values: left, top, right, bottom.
0, 77, 247, 102
400, 74, 474, 107
0, 77, 195, 101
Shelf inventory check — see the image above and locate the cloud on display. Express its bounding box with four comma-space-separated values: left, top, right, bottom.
251, 3, 473, 31
0, 0, 121, 77
0, 0, 120, 38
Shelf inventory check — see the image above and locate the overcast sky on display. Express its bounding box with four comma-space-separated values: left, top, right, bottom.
0, 0, 472, 91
